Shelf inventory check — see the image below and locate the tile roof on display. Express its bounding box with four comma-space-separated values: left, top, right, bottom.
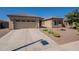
43, 17, 63, 21
7, 14, 42, 18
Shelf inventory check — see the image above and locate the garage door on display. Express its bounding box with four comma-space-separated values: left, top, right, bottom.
14, 22, 38, 29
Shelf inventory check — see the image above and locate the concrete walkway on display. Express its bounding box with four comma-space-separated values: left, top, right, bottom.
0, 29, 63, 51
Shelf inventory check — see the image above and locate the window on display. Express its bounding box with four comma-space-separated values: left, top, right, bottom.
27, 20, 30, 22
31, 20, 36, 22
22, 20, 26, 22
54, 21, 57, 25
16, 20, 26, 22
26, 20, 36, 22
16, 20, 20, 22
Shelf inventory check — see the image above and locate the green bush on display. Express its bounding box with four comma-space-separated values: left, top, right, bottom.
48, 30, 54, 34
43, 28, 60, 37
48, 30, 60, 37
77, 27, 79, 31
60, 29, 66, 31
62, 23, 65, 27
75, 22, 79, 27
53, 32, 60, 37
43, 28, 48, 32
72, 26, 77, 29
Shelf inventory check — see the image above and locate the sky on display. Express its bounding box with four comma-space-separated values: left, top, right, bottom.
0, 7, 78, 21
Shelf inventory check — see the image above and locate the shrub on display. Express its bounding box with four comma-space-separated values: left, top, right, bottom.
43, 28, 61, 38
48, 30, 54, 34
72, 26, 77, 29
77, 27, 79, 31
43, 28, 48, 32
62, 23, 65, 27
75, 22, 79, 27
48, 30, 60, 37
60, 29, 66, 31
53, 32, 60, 37
75, 23, 79, 31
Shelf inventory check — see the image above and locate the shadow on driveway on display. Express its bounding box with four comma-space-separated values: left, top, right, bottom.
12, 39, 49, 51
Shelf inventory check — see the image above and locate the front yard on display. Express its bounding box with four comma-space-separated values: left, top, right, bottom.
41, 28, 79, 45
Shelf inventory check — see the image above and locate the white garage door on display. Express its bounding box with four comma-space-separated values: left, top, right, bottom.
14, 22, 38, 29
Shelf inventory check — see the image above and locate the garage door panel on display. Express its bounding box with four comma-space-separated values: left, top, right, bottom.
14, 22, 37, 29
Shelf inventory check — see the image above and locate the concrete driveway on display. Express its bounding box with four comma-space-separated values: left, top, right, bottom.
0, 29, 62, 51
0, 29, 9, 38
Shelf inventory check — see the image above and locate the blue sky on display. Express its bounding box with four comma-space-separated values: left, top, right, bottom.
0, 7, 78, 20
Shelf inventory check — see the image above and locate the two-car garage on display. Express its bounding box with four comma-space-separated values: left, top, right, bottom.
8, 14, 43, 29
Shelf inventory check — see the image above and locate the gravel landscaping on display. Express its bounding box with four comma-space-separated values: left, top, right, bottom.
41, 28, 79, 45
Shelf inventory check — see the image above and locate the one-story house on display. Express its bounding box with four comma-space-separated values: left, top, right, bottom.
7, 14, 43, 29
42, 17, 64, 28
0, 20, 9, 29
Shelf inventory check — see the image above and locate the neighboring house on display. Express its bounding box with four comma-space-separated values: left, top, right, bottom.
0, 20, 9, 29
42, 17, 64, 28
7, 14, 43, 29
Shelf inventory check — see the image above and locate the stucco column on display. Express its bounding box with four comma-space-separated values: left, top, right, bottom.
37, 19, 40, 28
9, 20, 14, 30
37, 21, 39, 28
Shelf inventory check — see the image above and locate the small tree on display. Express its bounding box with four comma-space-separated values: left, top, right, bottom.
65, 9, 79, 27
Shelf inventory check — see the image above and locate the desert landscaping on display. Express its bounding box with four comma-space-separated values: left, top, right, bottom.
41, 27, 79, 45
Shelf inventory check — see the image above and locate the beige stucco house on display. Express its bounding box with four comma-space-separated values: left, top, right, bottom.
7, 14, 43, 30
42, 17, 64, 28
